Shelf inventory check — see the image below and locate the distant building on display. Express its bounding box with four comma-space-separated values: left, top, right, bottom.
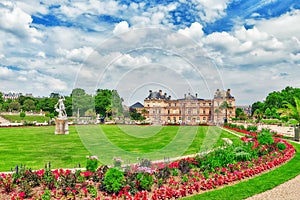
3, 92, 22, 101
134, 89, 236, 125
236, 105, 252, 117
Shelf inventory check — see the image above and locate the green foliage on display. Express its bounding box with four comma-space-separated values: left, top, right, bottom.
41, 189, 51, 200
86, 156, 98, 172
103, 168, 124, 194
87, 184, 98, 198
95, 89, 123, 117
257, 129, 274, 145
246, 125, 258, 132
130, 109, 146, 121
137, 173, 154, 191
71, 88, 94, 117
276, 142, 287, 151
20, 112, 26, 119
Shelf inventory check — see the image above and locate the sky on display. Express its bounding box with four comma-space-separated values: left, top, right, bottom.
0, 0, 300, 106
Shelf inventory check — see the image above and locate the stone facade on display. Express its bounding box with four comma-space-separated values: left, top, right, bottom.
139, 89, 235, 125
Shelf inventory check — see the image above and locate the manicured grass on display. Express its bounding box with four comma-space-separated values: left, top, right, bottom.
0, 125, 240, 171
184, 140, 300, 200
77, 125, 241, 164
0, 126, 89, 171
1, 114, 50, 123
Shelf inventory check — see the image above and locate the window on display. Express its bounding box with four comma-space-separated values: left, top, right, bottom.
179, 117, 182, 120
169, 103, 171, 106
168, 110, 170, 114
203, 117, 206, 120
203, 110, 206, 114
153, 111, 155, 114
188, 110, 191, 114
147, 104, 150, 107
174, 103, 176, 106
209, 103, 211, 106
203, 103, 206, 106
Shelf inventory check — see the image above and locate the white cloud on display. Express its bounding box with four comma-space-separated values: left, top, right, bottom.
192, 0, 231, 22
0, 2, 42, 43
254, 9, 300, 40
178, 22, 204, 42
113, 21, 130, 35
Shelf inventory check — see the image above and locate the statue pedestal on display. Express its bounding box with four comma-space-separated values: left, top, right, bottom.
55, 117, 69, 135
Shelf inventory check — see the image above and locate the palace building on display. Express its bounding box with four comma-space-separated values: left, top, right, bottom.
132, 89, 236, 125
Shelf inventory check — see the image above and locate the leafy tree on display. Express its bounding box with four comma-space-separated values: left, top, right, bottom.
253, 109, 263, 122
9, 101, 20, 111
251, 101, 264, 116
236, 108, 247, 120
0, 92, 4, 104
23, 99, 36, 111
220, 101, 232, 122
130, 109, 145, 121
71, 88, 94, 117
277, 97, 300, 124
95, 89, 123, 117
0, 92, 4, 111
36, 97, 58, 114
264, 108, 272, 119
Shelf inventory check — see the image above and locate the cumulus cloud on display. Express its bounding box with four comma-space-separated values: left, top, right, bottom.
0, 1, 42, 43
178, 22, 204, 42
113, 21, 130, 35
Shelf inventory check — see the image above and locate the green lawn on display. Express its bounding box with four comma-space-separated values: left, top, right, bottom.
0, 125, 240, 171
1, 114, 50, 123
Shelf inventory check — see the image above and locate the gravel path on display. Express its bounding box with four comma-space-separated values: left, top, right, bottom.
246, 174, 300, 200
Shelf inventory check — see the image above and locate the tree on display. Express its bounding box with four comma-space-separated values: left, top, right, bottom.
71, 88, 93, 117
23, 99, 36, 111
95, 89, 123, 117
0, 92, 4, 104
130, 109, 145, 121
236, 108, 247, 120
253, 109, 263, 123
9, 101, 20, 111
0, 92, 4, 111
277, 97, 300, 124
220, 101, 232, 123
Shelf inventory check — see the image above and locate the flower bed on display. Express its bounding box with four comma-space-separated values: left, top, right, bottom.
0, 131, 295, 200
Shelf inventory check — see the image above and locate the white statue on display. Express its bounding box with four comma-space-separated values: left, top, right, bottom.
55, 96, 67, 118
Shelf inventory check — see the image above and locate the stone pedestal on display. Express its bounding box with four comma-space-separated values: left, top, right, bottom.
55, 117, 69, 134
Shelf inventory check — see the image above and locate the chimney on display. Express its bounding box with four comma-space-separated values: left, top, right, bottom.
149, 90, 152, 94
195, 93, 198, 98
184, 94, 186, 99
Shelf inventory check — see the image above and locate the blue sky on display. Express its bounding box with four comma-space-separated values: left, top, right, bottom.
0, 0, 300, 105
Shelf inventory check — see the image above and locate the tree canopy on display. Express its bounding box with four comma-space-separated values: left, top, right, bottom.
251, 86, 300, 119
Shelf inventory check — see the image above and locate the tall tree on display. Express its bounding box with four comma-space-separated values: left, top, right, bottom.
71, 88, 94, 116
220, 101, 232, 122
95, 89, 123, 117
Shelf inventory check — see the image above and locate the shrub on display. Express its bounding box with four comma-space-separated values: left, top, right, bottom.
257, 129, 274, 145
20, 112, 26, 119
103, 168, 124, 194
137, 173, 154, 191
276, 142, 287, 151
86, 156, 98, 172
246, 125, 258, 132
